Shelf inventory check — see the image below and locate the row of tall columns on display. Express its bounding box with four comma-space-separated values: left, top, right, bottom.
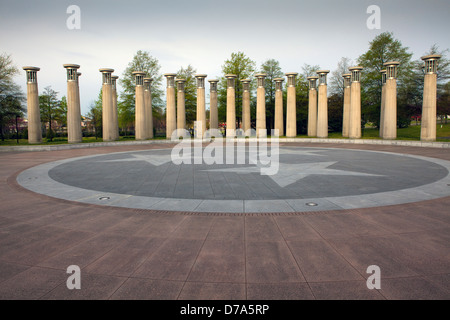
22, 58, 442, 144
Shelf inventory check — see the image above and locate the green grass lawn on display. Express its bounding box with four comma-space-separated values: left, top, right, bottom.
1, 123, 449, 145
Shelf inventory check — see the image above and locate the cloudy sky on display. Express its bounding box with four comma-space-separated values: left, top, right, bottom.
1, 0, 449, 115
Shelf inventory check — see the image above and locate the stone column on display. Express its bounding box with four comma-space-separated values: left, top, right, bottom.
379, 70, 386, 138
420, 55, 441, 141
225, 74, 237, 137
274, 78, 284, 136
77, 72, 82, 138
342, 74, 351, 137
285, 72, 298, 138
316, 70, 330, 138
23, 66, 42, 144
63, 64, 82, 143
164, 73, 177, 139
195, 74, 207, 138
99, 68, 114, 141
111, 75, 119, 140
307, 76, 318, 137
383, 61, 400, 140
133, 71, 147, 140
176, 78, 186, 131
348, 66, 363, 139
255, 73, 267, 137
209, 79, 219, 130
144, 77, 154, 139
240, 79, 251, 134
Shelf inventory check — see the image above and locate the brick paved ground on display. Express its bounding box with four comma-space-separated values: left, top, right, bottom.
0, 142, 449, 299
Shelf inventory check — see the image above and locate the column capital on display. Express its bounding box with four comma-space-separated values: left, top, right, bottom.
209, 79, 219, 92
99, 68, 114, 85
380, 70, 387, 85
274, 77, 284, 91
421, 55, 441, 74
99, 68, 114, 74
316, 70, 330, 85
63, 64, 80, 69
383, 61, 399, 79
255, 73, 267, 88
225, 74, 237, 88
23, 66, 40, 83
111, 75, 118, 89
164, 73, 177, 87
421, 54, 441, 62
144, 77, 152, 91
307, 76, 318, 89
285, 72, 298, 87
241, 78, 251, 91
23, 66, 40, 72
176, 78, 186, 91
64, 64, 80, 81
132, 71, 146, 86
195, 74, 207, 88
349, 66, 363, 82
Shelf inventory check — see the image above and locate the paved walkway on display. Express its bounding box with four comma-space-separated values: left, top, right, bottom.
0, 142, 449, 299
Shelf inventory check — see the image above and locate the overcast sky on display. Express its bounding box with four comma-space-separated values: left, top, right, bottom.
1, 0, 449, 115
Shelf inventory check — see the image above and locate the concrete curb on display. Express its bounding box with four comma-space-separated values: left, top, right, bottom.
1, 137, 449, 152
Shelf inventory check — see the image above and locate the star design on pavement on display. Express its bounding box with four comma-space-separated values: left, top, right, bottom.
201, 161, 383, 188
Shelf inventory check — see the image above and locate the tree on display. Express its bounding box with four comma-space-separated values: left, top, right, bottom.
217, 52, 256, 126
119, 50, 164, 132
301, 64, 320, 78
86, 92, 102, 139
357, 32, 414, 127
0, 53, 24, 141
59, 96, 68, 134
329, 57, 353, 98
437, 81, 450, 124
176, 65, 197, 127
39, 86, 63, 141
260, 59, 283, 130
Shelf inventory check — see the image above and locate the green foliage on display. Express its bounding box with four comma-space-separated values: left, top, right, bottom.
0, 52, 24, 141
176, 65, 197, 127
87, 89, 103, 139
39, 86, 64, 141
260, 59, 284, 130
357, 32, 414, 127
118, 50, 164, 130
217, 52, 256, 125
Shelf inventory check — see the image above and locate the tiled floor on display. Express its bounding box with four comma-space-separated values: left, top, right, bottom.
0, 143, 449, 299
